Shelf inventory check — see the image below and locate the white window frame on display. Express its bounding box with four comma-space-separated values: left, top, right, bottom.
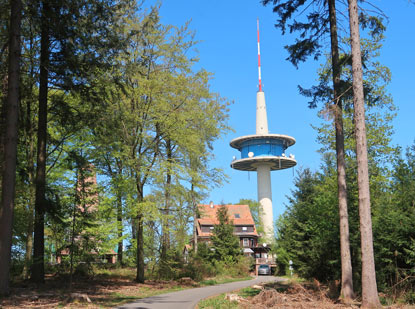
243, 238, 249, 247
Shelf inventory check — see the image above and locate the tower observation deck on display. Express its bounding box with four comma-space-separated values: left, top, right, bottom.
230, 20, 296, 242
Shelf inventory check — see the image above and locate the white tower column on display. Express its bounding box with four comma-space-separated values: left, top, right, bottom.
257, 164, 274, 241
256, 91, 268, 134
230, 20, 296, 246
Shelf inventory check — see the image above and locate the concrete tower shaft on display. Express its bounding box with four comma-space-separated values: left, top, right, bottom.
256, 91, 268, 135
257, 164, 273, 241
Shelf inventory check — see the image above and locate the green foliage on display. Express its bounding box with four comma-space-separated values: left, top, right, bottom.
182, 242, 250, 281
182, 257, 216, 281
274, 29, 400, 291
277, 140, 415, 300
88, 5, 230, 281
373, 144, 415, 293
276, 167, 341, 281
4, 0, 231, 286
262, 0, 386, 68
155, 248, 186, 280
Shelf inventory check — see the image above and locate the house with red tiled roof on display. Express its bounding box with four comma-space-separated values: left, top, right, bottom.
194, 203, 276, 274
196, 203, 258, 250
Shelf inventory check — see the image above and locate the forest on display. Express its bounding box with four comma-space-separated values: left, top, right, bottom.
0, 0, 231, 293
0, 0, 414, 308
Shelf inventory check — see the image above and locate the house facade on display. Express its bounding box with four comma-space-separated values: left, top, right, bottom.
195, 203, 275, 274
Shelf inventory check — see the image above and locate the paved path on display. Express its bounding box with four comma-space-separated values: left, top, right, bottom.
117, 276, 281, 309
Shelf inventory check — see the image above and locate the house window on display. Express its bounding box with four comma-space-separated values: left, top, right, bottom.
234, 213, 240, 218
242, 226, 247, 231
243, 238, 249, 247
202, 226, 214, 233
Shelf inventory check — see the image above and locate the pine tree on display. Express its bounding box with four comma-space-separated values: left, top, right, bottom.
263, 0, 385, 301
374, 143, 415, 292
347, 0, 381, 307
0, 0, 22, 295
211, 206, 242, 263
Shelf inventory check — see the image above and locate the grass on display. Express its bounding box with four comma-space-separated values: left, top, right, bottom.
197, 284, 261, 309
98, 285, 187, 308
93, 266, 137, 280
200, 275, 252, 287
238, 287, 261, 297
197, 293, 239, 309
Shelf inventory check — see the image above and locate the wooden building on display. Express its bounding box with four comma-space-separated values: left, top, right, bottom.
194, 203, 275, 274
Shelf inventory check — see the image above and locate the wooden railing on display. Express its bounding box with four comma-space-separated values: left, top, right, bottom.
255, 257, 276, 265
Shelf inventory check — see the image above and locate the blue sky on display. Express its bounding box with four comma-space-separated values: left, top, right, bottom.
150, 1, 415, 220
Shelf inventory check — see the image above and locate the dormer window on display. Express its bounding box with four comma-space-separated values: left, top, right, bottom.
234, 213, 240, 218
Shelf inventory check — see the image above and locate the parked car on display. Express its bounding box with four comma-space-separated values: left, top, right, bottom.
258, 264, 271, 275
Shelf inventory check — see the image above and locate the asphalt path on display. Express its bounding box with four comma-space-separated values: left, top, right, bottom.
117, 276, 281, 309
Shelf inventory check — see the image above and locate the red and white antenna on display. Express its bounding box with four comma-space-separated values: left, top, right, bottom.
257, 18, 263, 92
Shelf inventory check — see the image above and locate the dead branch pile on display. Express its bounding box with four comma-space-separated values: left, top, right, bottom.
243, 282, 357, 309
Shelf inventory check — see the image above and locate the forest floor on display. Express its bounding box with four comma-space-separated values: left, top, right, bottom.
0, 268, 250, 308
197, 278, 415, 309
2, 271, 414, 308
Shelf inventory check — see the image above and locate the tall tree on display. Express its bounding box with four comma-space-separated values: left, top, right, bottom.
0, 0, 22, 295
262, 0, 355, 299
262, 0, 385, 300
211, 206, 242, 263
347, 0, 380, 307
327, 0, 354, 300
31, 0, 132, 282
91, 6, 230, 282
20, 8, 38, 278
32, 0, 50, 283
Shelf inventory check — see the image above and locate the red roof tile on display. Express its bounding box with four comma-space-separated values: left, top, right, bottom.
197, 204, 258, 237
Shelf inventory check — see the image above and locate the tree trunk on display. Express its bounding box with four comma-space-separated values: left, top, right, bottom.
191, 182, 198, 254
161, 139, 172, 263
136, 183, 145, 283
32, 0, 50, 283
116, 192, 123, 264
0, 0, 22, 295
347, 0, 380, 307
23, 77, 36, 279
136, 212, 145, 283
23, 181, 35, 279
69, 179, 78, 290
328, 0, 354, 302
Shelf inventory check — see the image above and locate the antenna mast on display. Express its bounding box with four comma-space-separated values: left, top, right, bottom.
257, 18, 262, 92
